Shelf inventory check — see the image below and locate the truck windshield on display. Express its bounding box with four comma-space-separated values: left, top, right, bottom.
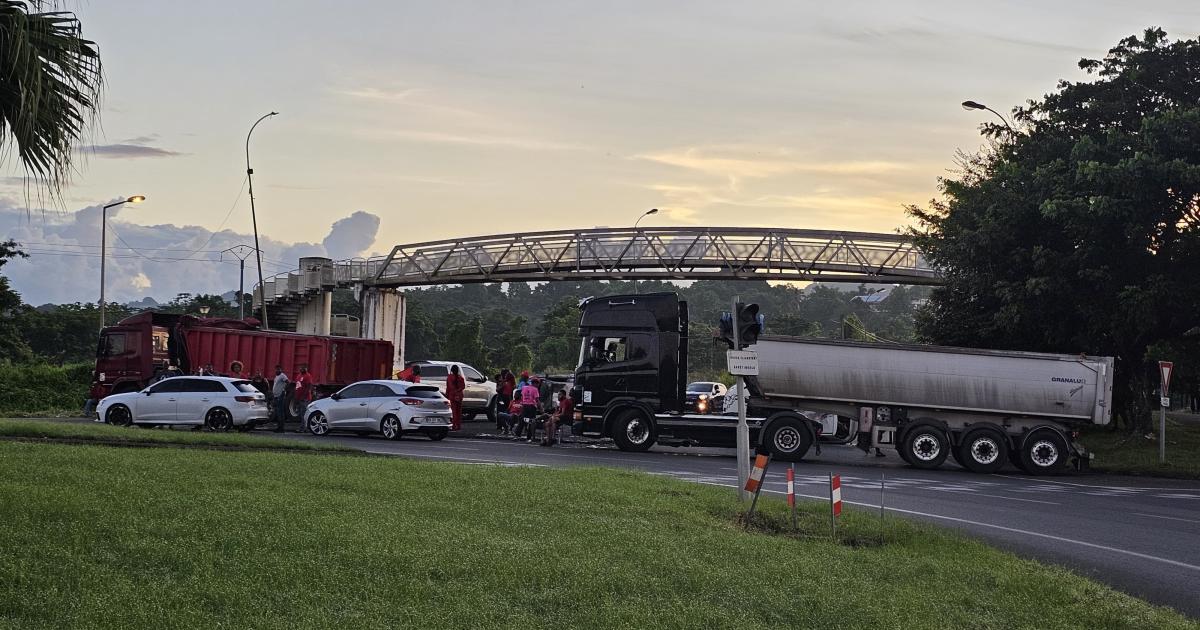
99, 333, 126, 357
584, 336, 626, 364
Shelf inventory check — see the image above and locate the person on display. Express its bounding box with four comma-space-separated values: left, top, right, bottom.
250, 371, 270, 396
83, 381, 103, 420
498, 397, 523, 436
395, 363, 422, 383
271, 365, 290, 432
539, 375, 554, 413
542, 389, 575, 446
446, 364, 466, 431
519, 376, 541, 442
495, 369, 516, 432
292, 366, 313, 432
228, 361, 245, 380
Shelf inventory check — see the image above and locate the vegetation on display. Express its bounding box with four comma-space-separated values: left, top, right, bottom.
0, 361, 90, 415
1084, 416, 1200, 479
0, 441, 1192, 629
0, 419, 355, 452
909, 28, 1200, 433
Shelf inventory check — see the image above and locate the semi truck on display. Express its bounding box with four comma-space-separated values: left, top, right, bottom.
94, 312, 394, 417
569, 293, 1114, 474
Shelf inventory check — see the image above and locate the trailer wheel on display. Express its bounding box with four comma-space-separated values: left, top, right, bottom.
612, 409, 655, 452
105, 404, 133, 427
901, 424, 949, 469
1018, 429, 1068, 475
957, 428, 1009, 474
380, 415, 402, 441
286, 397, 306, 421
763, 417, 813, 462
204, 408, 233, 432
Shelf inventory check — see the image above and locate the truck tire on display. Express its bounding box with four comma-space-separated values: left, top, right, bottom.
901, 424, 949, 469
1018, 429, 1068, 475
612, 409, 656, 452
763, 417, 813, 462
957, 427, 1009, 474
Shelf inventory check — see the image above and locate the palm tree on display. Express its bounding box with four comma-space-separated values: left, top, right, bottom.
0, 1, 101, 197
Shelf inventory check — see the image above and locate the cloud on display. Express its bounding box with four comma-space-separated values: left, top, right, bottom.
379, 128, 580, 152
336, 87, 424, 103
0, 199, 382, 305
88, 143, 183, 159
637, 147, 908, 181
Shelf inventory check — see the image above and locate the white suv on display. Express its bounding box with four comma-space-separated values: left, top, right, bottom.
404, 361, 497, 420
97, 376, 268, 431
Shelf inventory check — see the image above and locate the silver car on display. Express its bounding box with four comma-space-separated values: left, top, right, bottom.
304, 380, 452, 440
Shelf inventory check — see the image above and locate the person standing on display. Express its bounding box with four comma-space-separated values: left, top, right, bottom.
496, 368, 515, 432
446, 364, 466, 431
519, 377, 541, 442
228, 361, 245, 380
293, 366, 314, 433
271, 365, 290, 433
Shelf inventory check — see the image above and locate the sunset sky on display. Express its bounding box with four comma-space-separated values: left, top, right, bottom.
2, 1, 1197, 303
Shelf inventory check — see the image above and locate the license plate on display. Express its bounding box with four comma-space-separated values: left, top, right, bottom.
423, 417, 448, 424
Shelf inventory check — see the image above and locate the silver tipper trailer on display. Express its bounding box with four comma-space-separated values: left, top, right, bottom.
747, 336, 1115, 474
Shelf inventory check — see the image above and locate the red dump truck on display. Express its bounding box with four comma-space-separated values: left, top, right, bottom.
94, 312, 393, 417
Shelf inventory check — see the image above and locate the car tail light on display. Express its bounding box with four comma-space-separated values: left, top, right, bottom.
399, 398, 424, 406
235, 396, 255, 403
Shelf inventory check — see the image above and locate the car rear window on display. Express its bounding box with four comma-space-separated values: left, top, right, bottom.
419, 365, 448, 378
232, 381, 260, 394
402, 386, 443, 398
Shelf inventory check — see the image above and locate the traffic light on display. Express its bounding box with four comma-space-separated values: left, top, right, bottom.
718, 311, 735, 349
737, 302, 763, 347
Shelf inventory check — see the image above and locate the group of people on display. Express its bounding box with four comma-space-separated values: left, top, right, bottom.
494, 369, 574, 446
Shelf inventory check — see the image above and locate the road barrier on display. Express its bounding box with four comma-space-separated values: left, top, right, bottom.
829, 474, 842, 537
743, 452, 772, 527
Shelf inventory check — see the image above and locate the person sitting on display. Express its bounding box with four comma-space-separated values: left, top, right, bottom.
497, 398, 523, 437
541, 389, 575, 447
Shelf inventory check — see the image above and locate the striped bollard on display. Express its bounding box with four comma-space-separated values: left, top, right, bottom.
829, 473, 842, 539
787, 464, 797, 529
743, 452, 771, 527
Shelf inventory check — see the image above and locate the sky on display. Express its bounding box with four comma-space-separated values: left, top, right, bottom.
3, 0, 1198, 304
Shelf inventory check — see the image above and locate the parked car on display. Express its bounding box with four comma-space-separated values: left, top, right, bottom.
304, 380, 452, 440
96, 376, 268, 431
684, 381, 728, 414
401, 360, 497, 420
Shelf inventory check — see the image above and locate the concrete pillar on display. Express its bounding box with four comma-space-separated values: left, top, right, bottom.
295, 289, 333, 335
361, 287, 406, 373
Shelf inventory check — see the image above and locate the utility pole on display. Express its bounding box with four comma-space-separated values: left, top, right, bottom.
220, 245, 255, 320
246, 111, 278, 329
98, 195, 146, 330
734, 295, 750, 501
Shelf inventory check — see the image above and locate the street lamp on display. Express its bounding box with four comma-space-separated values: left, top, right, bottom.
634, 208, 658, 230
246, 111, 278, 329
99, 195, 146, 330
961, 100, 1014, 132
199, 305, 210, 317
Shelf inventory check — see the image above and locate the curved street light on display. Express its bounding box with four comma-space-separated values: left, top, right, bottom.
99, 195, 146, 330
961, 100, 1014, 132
246, 111, 278, 329
634, 208, 659, 230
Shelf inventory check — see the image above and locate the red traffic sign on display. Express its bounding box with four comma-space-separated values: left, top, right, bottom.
1159, 361, 1174, 397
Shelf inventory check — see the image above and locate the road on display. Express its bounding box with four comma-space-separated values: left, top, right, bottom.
279, 430, 1200, 618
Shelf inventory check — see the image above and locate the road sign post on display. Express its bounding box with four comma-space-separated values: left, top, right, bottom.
1160, 361, 1173, 464
733, 296, 749, 501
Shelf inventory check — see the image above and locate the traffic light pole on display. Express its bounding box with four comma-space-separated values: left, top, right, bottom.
734, 295, 750, 501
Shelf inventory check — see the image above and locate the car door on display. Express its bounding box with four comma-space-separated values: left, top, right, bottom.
361, 383, 400, 429
175, 379, 225, 425
460, 365, 489, 409
135, 379, 181, 423
327, 384, 372, 428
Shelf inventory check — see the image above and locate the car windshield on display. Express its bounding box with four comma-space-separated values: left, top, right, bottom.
402, 386, 443, 399
687, 383, 714, 392
232, 381, 260, 393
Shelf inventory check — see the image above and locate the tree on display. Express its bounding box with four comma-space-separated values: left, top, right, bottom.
534, 298, 580, 371
442, 316, 489, 372
0, 1, 102, 198
908, 29, 1200, 431
0, 240, 33, 361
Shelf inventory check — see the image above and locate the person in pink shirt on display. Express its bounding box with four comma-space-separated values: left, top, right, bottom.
519, 377, 541, 442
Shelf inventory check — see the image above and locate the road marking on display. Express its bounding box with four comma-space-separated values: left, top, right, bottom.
1133, 513, 1200, 524
366, 450, 545, 467
995, 474, 1194, 492
929, 489, 1060, 505
693, 481, 1200, 574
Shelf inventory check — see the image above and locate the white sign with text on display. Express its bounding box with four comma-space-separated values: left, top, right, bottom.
727, 350, 759, 376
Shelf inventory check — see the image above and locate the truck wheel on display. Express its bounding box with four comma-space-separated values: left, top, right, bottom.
1018, 429, 1068, 475
204, 408, 233, 432
763, 417, 813, 462
612, 409, 655, 452
957, 428, 1009, 474
105, 404, 133, 427
901, 424, 949, 469
287, 398, 305, 421
380, 415, 402, 441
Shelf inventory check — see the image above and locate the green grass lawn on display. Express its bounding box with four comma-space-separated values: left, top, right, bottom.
0, 442, 1193, 629
0, 419, 354, 453
1083, 416, 1200, 479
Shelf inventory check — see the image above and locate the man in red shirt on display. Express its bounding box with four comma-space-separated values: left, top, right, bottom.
446, 364, 466, 431
542, 389, 575, 446
293, 365, 313, 433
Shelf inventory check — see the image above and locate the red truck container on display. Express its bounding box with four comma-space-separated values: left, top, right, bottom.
95, 312, 393, 415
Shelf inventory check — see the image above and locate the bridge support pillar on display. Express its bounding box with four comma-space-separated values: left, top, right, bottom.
361, 287, 406, 374
294, 290, 332, 335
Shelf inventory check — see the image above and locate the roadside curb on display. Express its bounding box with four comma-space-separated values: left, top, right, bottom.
0, 435, 368, 457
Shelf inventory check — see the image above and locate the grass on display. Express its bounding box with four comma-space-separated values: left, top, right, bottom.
0, 361, 90, 416
0, 419, 355, 453
0, 443, 1194, 629
1083, 415, 1200, 480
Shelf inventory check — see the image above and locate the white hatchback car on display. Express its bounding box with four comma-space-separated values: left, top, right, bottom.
97, 376, 268, 431
304, 380, 452, 440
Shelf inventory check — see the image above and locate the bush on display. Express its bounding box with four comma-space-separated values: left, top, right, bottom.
0, 362, 92, 415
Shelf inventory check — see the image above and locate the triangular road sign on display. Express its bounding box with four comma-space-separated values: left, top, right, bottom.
1159, 361, 1174, 396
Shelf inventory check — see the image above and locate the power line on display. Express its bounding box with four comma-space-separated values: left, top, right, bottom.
179, 175, 248, 261
16, 241, 226, 253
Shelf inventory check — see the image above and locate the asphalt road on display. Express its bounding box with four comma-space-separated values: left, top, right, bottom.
276, 429, 1200, 618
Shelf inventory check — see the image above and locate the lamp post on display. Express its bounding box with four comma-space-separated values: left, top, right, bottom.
220, 244, 255, 320
634, 207, 658, 230
199, 305, 210, 317
99, 195, 146, 330
246, 111, 278, 329
961, 100, 1014, 132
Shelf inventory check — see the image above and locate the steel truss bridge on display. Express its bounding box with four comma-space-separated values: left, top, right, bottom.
255, 226, 939, 313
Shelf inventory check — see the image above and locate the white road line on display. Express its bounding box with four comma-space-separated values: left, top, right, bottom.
1133, 512, 1200, 524
366, 450, 545, 467
692, 481, 1200, 574
930, 489, 1060, 505
995, 474, 1197, 492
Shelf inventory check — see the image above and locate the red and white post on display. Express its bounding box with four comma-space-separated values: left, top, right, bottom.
829, 473, 842, 538
787, 464, 797, 529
